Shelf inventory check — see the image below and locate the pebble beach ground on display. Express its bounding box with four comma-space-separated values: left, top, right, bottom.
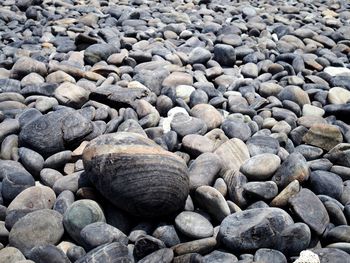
0, 0, 350, 262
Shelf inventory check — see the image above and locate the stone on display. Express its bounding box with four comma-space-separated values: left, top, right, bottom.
84, 44, 119, 65
195, 186, 230, 222
6, 185, 55, 226
172, 237, 217, 256
133, 235, 166, 260
325, 143, 350, 167
289, 188, 330, 235
83, 132, 189, 218
188, 153, 222, 190
162, 72, 193, 87
54, 82, 90, 108
241, 63, 259, 78
138, 248, 174, 263
214, 138, 250, 174
80, 222, 128, 250
272, 152, 310, 189
188, 47, 212, 65
243, 181, 279, 200
213, 44, 236, 66
182, 134, 215, 157
75, 242, 130, 263
270, 180, 300, 207
324, 67, 350, 76
175, 211, 213, 239
171, 114, 207, 137
278, 86, 311, 107
203, 250, 238, 263
63, 200, 106, 244
312, 248, 349, 263
328, 87, 350, 104
221, 119, 251, 141
11, 57, 47, 79
303, 124, 343, 151
9, 209, 64, 256
152, 224, 180, 247
190, 104, 223, 131
0, 160, 35, 202
309, 170, 343, 200
19, 109, 93, 157
254, 248, 287, 263
0, 247, 26, 263
302, 104, 325, 117
53, 190, 75, 215
218, 208, 293, 252
246, 136, 280, 156
240, 154, 281, 181
176, 85, 195, 103
276, 223, 311, 255
27, 244, 70, 263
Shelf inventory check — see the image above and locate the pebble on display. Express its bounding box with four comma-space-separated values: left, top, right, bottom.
214, 138, 250, 174
240, 153, 281, 180
195, 186, 230, 222
219, 208, 293, 252
9, 209, 64, 256
303, 124, 343, 151
175, 211, 213, 239
289, 188, 330, 235
63, 200, 106, 244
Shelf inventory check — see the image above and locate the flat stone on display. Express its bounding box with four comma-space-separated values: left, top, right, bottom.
276, 223, 311, 255
195, 186, 230, 222
0, 247, 26, 263
182, 134, 215, 157
309, 170, 343, 200
240, 154, 281, 181
203, 250, 238, 263
214, 138, 250, 174
246, 136, 280, 156
75, 242, 130, 263
278, 86, 311, 107
218, 208, 293, 252
162, 72, 193, 87
54, 82, 90, 108
133, 235, 165, 260
272, 152, 310, 189
243, 181, 279, 200
63, 200, 106, 244
138, 248, 174, 263
303, 124, 343, 151
80, 222, 128, 250
190, 104, 223, 131
188, 47, 212, 65
254, 248, 287, 263
324, 67, 350, 76
221, 119, 251, 141
175, 211, 213, 239
270, 180, 300, 207
9, 209, 64, 256
188, 152, 222, 190
289, 188, 330, 235
27, 244, 70, 263
172, 237, 217, 256
11, 57, 47, 79
328, 87, 350, 104
312, 248, 349, 263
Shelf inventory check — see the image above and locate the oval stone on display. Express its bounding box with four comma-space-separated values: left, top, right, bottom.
175, 211, 213, 239
9, 209, 64, 256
